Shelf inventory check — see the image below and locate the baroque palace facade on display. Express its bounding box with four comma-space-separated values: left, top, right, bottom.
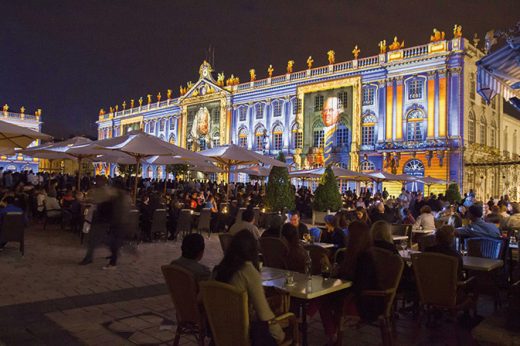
0, 104, 42, 172
96, 27, 520, 200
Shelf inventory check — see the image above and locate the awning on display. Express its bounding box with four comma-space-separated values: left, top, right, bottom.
477, 36, 520, 110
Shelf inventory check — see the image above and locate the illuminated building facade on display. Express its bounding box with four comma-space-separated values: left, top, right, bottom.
0, 105, 42, 172
97, 28, 520, 199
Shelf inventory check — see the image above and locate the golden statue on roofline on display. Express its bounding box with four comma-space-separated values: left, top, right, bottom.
389, 36, 404, 51
147, 94, 152, 104
352, 45, 360, 59
217, 73, 225, 87
138, 97, 143, 106
430, 28, 445, 42
306, 56, 314, 69
453, 24, 463, 38
99, 108, 105, 116
2, 104, 8, 112
130, 99, 135, 108
249, 69, 256, 81
378, 40, 387, 54
167, 89, 172, 99
287, 60, 294, 73
327, 50, 335, 64
157, 92, 161, 102
122, 101, 126, 110
267, 65, 274, 78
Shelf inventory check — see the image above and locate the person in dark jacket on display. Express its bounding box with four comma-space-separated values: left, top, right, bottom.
425, 225, 463, 278
370, 220, 398, 255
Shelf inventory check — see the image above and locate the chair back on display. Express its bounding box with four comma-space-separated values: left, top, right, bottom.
309, 227, 322, 242
0, 212, 24, 242
236, 208, 246, 223
391, 224, 411, 237
161, 264, 201, 325
411, 252, 459, 308
417, 234, 437, 251
218, 233, 233, 254
197, 208, 212, 233
200, 280, 249, 346
370, 248, 404, 317
307, 244, 329, 275
177, 209, 193, 236
465, 237, 502, 259
259, 237, 289, 270
151, 209, 168, 240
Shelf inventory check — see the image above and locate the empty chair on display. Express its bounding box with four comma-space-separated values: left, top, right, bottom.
177, 209, 193, 238
309, 227, 322, 242
391, 224, 412, 237
200, 280, 298, 346
197, 208, 212, 237
465, 237, 503, 259
306, 244, 329, 275
161, 265, 205, 346
218, 233, 233, 254
259, 237, 289, 269
43, 197, 63, 231
151, 209, 168, 241
0, 212, 25, 255
417, 234, 437, 251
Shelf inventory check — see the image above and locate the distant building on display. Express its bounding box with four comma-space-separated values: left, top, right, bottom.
97, 28, 520, 200
0, 105, 42, 172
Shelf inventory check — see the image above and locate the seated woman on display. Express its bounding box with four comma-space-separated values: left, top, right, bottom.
354, 207, 371, 226
321, 214, 346, 248
425, 225, 463, 279
370, 220, 398, 254
412, 205, 436, 230
213, 230, 285, 344
281, 223, 307, 273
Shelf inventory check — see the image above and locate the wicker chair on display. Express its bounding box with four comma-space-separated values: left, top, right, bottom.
306, 244, 329, 275
218, 233, 233, 254
417, 234, 437, 251
309, 227, 322, 242
161, 264, 205, 346
151, 209, 168, 241
177, 209, 193, 238
411, 252, 475, 325
259, 237, 289, 270
0, 212, 25, 255
337, 248, 404, 346
465, 237, 503, 259
197, 208, 212, 237
43, 198, 63, 231
200, 280, 299, 346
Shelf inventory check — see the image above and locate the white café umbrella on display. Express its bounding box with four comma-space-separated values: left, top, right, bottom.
367, 171, 417, 183
0, 119, 52, 154
289, 166, 371, 180
416, 176, 449, 195
199, 144, 286, 200
234, 165, 272, 177
69, 131, 208, 202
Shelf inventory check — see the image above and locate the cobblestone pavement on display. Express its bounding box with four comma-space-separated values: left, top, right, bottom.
0, 223, 493, 345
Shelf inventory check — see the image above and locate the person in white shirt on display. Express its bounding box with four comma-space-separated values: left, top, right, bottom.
413, 205, 436, 230
228, 209, 260, 239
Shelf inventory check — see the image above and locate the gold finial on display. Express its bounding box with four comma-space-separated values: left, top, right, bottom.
20, 106, 25, 114
187, 81, 194, 89
99, 108, 105, 116
378, 40, 387, 54
167, 89, 172, 99
157, 92, 161, 102
217, 73, 225, 87
430, 28, 445, 42
267, 65, 274, 78
473, 33, 480, 48
352, 45, 360, 59
453, 24, 462, 38
109, 106, 114, 113
36, 108, 42, 116
389, 36, 404, 51
327, 50, 335, 64
179, 85, 184, 95
2, 104, 8, 113
287, 60, 294, 73
122, 101, 126, 110
114, 105, 118, 112
306, 56, 314, 69
138, 97, 143, 106
130, 99, 135, 108
249, 68, 256, 81
147, 94, 152, 104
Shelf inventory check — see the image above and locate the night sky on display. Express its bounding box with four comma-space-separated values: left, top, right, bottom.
1, 0, 519, 139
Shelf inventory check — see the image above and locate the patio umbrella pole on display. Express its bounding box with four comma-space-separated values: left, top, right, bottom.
133, 157, 141, 204
76, 157, 82, 192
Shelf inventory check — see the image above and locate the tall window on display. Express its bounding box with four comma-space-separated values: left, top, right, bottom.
514, 130, 518, 155
408, 78, 424, 99
291, 123, 303, 149
362, 87, 375, 105
272, 124, 283, 151
313, 120, 324, 147
169, 118, 175, 130
360, 160, 375, 171
293, 98, 300, 115
314, 95, 324, 111
238, 127, 248, 148
504, 127, 509, 152
470, 73, 476, 100
255, 125, 266, 151
491, 98, 496, 110
336, 124, 349, 146
273, 101, 282, 117
149, 121, 155, 134
160, 119, 165, 132
490, 121, 497, 147
468, 111, 476, 144
403, 159, 425, 192
338, 91, 348, 108
212, 108, 220, 125
361, 114, 377, 145
212, 131, 220, 147
239, 106, 247, 121
406, 109, 425, 141
480, 115, 487, 145
255, 103, 264, 119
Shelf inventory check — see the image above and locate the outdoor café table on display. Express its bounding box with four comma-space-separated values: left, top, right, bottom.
398, 250, 504, 272
261, 266, 352, 346
303, 241, 336, 249
411, 229, 435, 234
392, 235, 408, 241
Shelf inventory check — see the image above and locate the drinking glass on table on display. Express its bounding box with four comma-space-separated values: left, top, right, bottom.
400, 240, 408, 255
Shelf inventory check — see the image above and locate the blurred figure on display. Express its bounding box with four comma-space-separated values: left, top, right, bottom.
139, 195, 154, 242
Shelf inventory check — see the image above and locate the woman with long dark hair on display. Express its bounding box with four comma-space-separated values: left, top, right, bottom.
213, 230, 284, 344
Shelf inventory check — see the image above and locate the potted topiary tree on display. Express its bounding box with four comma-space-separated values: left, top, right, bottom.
445, 182, 462, 204
265, 152, 295, 226
312, 166, 343, 224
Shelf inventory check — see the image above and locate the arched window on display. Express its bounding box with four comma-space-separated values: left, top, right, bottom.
291, 122, 303, 149
361, 114, 377, 145
169, 134, 176, 144
403, 159, 425, 192
480, 115, 487, 145
255, 125, 266, 150
360, 160, 375, 171
157, 166, 163, 179
313, 120, 324, 148
238, 127, 248, 148
406, 109, 425, 141
468, 111, 476, 144
272, 123, 284, 151
335, 120, 349, 147
212, 130, 220, 147
147, 166, 153, 179
490, 120, 497, 147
